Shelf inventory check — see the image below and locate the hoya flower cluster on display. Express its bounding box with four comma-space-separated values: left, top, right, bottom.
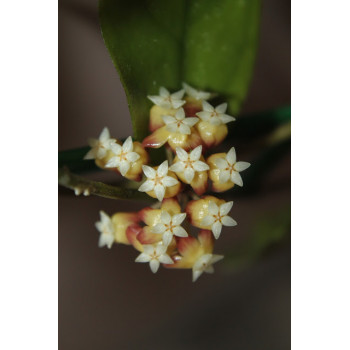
84, 83, 250, 282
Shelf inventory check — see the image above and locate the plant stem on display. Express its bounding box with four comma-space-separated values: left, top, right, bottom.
58, 167, 153, 201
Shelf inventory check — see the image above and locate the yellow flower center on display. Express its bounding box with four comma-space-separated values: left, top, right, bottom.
184, 159, 194, 169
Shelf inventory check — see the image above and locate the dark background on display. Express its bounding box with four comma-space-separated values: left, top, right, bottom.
59, 0, 291, 349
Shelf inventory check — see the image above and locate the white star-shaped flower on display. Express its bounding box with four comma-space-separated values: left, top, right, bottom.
95, 211, 115, 249
84, 127, 114, 160
138, 161, 179, 201
169, 146, 209, 183
201, 201, 237, 239
152, 211, 188, 246
148, 87, 186, 109
162, 108, 199, 135
214, 147, 251, 186
182, 82, 211, 101
192, 253, 224, 282
105, 136, 140, 176
196, 101, 236, 125
135, 243, 174, 273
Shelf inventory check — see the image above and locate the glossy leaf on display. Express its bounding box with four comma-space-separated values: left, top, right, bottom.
99, 0, 261, 141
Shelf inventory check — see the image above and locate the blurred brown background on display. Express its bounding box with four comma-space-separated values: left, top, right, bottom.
59, 0, 291, 349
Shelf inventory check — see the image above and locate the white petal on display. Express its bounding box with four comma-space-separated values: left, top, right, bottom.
159, 87, 169, 97
149, 259, 160, 273
219, 201, 233, 216
219, 114, 236, 124
183, 117, 199, 127
158, 254, 174, 265
209, 116, 222, 125
157, 161, 168, 177
196, 111, 211, 121
234, 161, 251, 172
110, 143, 122, 155
161, 211, 172, 224
175, 108, 185, 120
172, 99, 186, 109
122, 136, 133, 152
210, 254, 224, 264
152, 223, 166, 234
169, 161, 185, 173
231, 171, 243, 187
221, 216, 237, 227
162, 231, 173, 246
172, 213, 186, 225
166, 123, 179, 133
219, 170, 230, 183
162, 176, 178, 187
176, 147, 189, 161
173, 226, 188, 238
226, 147, 237, 164
138, 180, 155, 192
202, 100, 214, 112
192, 269, 204, 282
190, 145, 202, 161
171, 89, 185, 100
135, 252, 151, 263
105, 157, 119, 168
201, 215, 215, 227
100, 211, 110, 224
208, 201, 219, 215
193, 160, 209, 172
155, 244, 167, 255
143, 245, 156, 255
99, 127, 110, 141
205, 265, 214, 274
119, 161, 130, 176
178, 123, 191, 135
126, 152, 140, 162
96, 147, 107, 159
184, 168, 195, 183
214, 158, 228, 169
142, 165, 156, 179
215, 103, 227, 114
98, 234, 114, 248
162, 115, 176, 125
83, 149, 96, 160
154, 184, 165, 201
148, 95, 165, 106
212, 221, 222, 239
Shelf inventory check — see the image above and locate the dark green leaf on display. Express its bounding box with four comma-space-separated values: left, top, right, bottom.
99, 0, 261, 141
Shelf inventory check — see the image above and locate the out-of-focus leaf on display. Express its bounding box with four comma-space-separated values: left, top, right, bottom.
228, 105, 291, 140
225, 205, 291, 268
99, 0, 261, 141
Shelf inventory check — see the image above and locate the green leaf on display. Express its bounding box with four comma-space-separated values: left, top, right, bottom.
99, 0, 261, 141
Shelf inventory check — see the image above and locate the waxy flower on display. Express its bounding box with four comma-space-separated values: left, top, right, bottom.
95, 211, 140, 248
192, 253, 224, 282
138, 161, 180, 201
142, 108, 202, 151
187, 196, 237, 239
148, 87, 186, 109
207, 147, 251, 192
183, 82, 211, 102
105, 136, 140, 176
165, 230, 223, 282
195, 101, 235, 147
84, 127, 115, 165
137, 198, 182, 249
169, 146, 209, 195
152, 211, 188, 246
95, 211, 115, 249
135, 243, 174, 273
201, 201, 237, 239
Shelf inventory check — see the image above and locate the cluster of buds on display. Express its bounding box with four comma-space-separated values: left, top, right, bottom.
84, 83, 250, 282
